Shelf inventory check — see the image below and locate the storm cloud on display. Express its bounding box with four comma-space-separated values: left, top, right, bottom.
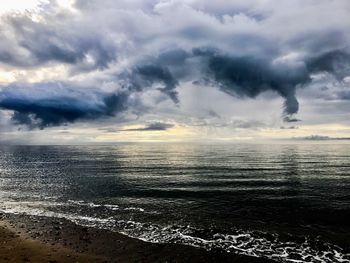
128, 64, 179, 103
124, 47, 349, 120
0, 83, 128, 129
0, 0, 349, 132
122, 122, 174, 132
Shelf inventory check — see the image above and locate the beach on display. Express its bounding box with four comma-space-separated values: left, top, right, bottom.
0, 212, 273, 263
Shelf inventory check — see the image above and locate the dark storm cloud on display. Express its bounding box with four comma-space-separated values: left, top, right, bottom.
204, 49, 349, 119
128, 47, 349, 121
128, 64, 179, 103
280, 126, 298, 130
283, 116, 301, 123
307, 50, 350, 80
191, 48, 308, 117
120, 49, 193, 102
122, 122, 174, 131
336, 91, 350, 100
0, 0, 349, 130
0, 83, 128, 129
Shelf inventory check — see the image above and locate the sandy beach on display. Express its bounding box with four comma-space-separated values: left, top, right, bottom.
0, 212, 274, 263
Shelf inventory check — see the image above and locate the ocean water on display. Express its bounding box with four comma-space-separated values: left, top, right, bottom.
0, 143, 349, 262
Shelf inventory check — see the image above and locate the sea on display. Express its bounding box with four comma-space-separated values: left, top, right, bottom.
0, 143, 349, 262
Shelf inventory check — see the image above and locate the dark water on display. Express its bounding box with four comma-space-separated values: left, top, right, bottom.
0, 143, 349, 262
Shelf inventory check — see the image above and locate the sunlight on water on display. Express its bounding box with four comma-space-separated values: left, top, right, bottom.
0, 143, 350, 262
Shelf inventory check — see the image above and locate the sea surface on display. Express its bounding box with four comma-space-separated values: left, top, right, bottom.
0, 143, 349, 262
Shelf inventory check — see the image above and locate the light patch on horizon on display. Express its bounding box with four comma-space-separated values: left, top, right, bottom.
95, 124, 196, 143
2, 122, 350, 145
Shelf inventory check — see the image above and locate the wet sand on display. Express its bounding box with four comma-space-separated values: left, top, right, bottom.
0, 212, 274, 263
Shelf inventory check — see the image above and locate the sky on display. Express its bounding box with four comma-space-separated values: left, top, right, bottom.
0, 0, 349, 144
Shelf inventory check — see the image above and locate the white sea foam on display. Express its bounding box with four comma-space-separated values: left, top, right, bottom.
1, 200, 349, 263
113, 220, 350, 263
67, 200, 146, 212
104, 204, 120, 210
0, 202, 115, 228
124, 207, 145, 212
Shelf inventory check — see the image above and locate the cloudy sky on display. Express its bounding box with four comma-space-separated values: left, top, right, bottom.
0, 0, 349, 144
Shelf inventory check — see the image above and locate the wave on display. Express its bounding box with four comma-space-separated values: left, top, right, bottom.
0, 200, 349, 263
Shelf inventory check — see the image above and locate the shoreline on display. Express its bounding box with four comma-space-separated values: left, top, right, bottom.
0, 212, 274, 263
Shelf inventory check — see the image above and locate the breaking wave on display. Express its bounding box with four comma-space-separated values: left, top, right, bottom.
1, 199, 349, 263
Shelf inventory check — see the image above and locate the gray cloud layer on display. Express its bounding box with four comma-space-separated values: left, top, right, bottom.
122, 122, 174, 132
0, 0, 349, 129
0, 83, 128, 129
